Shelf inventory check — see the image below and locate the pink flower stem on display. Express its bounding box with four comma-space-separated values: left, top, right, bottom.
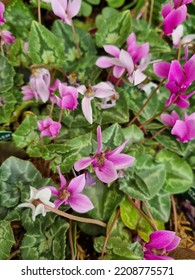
49, 101, 55, 117
149, 0, 154, 26
58, 108, 63, 123
128, 196, 156, 231
128, 78, 166, 126
71, 21, 81, 59
38, 0, 41, 24
142, 201, 158, 231
177, 42, 182, 61
101, 208, 120, 259
171, 195, 178, 233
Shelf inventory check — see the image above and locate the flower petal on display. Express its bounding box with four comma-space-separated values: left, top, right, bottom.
74, 157, 94, 171
67, 0, 81, 18
96, 56, 115, 68
94, 160, 118, 183
113, 65, 125, 78
171, 120, 188, 142
57, 166, 67, 189
133, 69, 147, 86
106, 140, 128, 157
68, 174, 86, 193
107, 153, 135, 169
163, 5, 187, 35
68, 193, 94, 213
146, 230, 177, 250
166, 236, 181, 251
81, 97, 93, 124
153, 62, 171, 78
119, 49, 134, 75
104, 45, 120, 57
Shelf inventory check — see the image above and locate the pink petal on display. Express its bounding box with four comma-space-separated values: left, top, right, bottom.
167, 60, 184, 88
68, 193, 94, 213
74, 157, 94, 171
163, 5, 187, 35
50, 0, 67, 22
94, 160, 118, 183
106, 140, 128, 157
96, 57, 115, 68
113, 65, 125, 78
40, 129, 52, 138
153, 62, 171, 78
161, 2, 172, 18
94, 89, 114, 98
35, 77, 50, 103
171, 120, 188, 142
184, 57, 195, 84
172, 25, 183, 47
67, 0, 81, 19
144, 251, 173, 260
107, 154, 135, 169
77, 85, 86, 95
126, 33, 136, 47
67, 174, 86, 193
57, 166, 67, 189
81, 97, 93, 124
166, 235, 181, 251
186, 119, 195, 140
119, 49, 134, 75
175, 96, 190, 108
161, 111, 180, 126
96, 126, 102, 154
61, 94, 78, 110
133, 69, 147, 86
54, 198, 67, 208
103, 45, 120, 57
146, 230, 177, 250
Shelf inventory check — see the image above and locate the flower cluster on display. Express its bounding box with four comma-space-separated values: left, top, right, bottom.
96, 32, 150, 86
0, 1, 14, 45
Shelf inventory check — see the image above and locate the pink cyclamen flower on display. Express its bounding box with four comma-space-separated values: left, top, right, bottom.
21, 68, 51, 103
153, 55, 195, 108
37, 117, 61, 138
126, 32, 149, 65
74, 126, 135, 184
43, 0, 81, 26
77, 82, 118, 124
144, 230, 181, 260
0, 1, 5, 25
96, 46, 147, 85
161, 0, 192, 35
56, 81, 78, 110
161, 111, 195, 143
0, 30, 15, 45
47, 167, 94, 213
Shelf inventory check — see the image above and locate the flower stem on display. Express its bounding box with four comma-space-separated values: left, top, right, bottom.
141, 125, 168, 143
43, 203, 107, 227
58, 108, 63, 123
71, 21, 81, 59
49, 101, 55, 118
149, 0, 154, 26
69, 220, 76, 260
142, 201, 158, 231
101, 208, 120, 259
171, 195, 178, 233
128, 79, 166, 126
128, 196, 156, 231
38, 0, 41, 24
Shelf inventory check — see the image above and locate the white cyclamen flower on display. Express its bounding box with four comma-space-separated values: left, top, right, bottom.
18, 186, 55, 221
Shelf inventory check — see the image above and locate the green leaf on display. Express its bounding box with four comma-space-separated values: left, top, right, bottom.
120, 197, 140, 230
122, 125, 144, 144
0, 55, 15, 93
146, 191, 171, 223
102, 123, 125, 149
0, 156, 54, 208
4, 0, 34, 39
95, 10, 131, 47
29, 21, 65, 67
83, 181, 124, 221
29, 0, 51, 10
156, 150, 193, 194
20, 212, 69, 260
0, 92, 17, 124
10, 38, 30, 67
106, 0, 126, 8
0, 221, 15, 260
52, 20, 98, 83
119, 154, 166, 200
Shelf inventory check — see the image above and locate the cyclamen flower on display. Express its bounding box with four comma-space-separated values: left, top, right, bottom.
144, 230, 181, 260
153, 55, 195, 108
96, 46, 147, 86
162, 0, 192, 35
172, 25, 195, 49
56, 81, 78, 110
37, 117, 61, 138
0, 1, 5, 25
21, 68, 51, 103
74, 126, 135, 184
77, 82, 118, 124
17, 187, 55, 221
0, 30, 15, 45
161, 111, 195, 143
47, 167, 94, 213
43, 0, 81, 26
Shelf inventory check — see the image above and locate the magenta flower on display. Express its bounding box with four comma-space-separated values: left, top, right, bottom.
154, 55, 195, 108
74, 126, 135, 184
161, 0, 192, 35
0, 1, 5, 25
126, 33, 149, 65
77, 82, 118, 124
43, 0, 81, 26
37, 117, 61, 138
56, 81, 78, 110
21, 68, 51, 103
0, 30, 15, 45
144, 230, 181, 260
47, 167, 94, 213
161, 110, 180, 127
